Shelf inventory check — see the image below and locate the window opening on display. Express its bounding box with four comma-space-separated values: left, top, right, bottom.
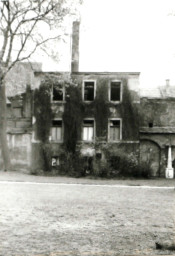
83, 120, 94, 141
148, 122, 153, 128
53, 84, 64, 101
110, 81, 121, 101
109, 120, 121, 141
51, 120, 62, 141
84, 81, 95, 101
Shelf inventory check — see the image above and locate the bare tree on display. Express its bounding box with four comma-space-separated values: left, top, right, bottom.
0, 0, 81, 171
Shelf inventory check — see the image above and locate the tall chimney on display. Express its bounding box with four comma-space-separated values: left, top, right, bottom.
166, 79, 170, 87
71, 21, 80, 73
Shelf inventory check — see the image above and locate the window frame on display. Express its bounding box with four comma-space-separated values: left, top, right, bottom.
108, 80, 122, 103
50, 118, 64, 142
108, 118, 122, 142
82, 118, 95, 142
52, 83, 65, 102
82, 80, 96, 102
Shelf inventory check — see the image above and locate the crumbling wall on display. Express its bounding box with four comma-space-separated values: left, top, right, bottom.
0, 88, 33, 171
140, 98, 175, 127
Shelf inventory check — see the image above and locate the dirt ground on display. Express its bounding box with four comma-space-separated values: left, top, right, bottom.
0, 172, 175, 256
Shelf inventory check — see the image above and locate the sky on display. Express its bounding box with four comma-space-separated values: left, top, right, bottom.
40, 0, 175, 89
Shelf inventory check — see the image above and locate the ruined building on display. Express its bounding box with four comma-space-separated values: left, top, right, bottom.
2, 22, 175, 178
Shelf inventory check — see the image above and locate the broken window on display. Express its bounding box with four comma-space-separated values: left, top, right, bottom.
110, 81, 121, 101
52, 83, 64, 101
83, 81, 95, 101
83, 120, 94, 141
51, 120, 63, 141
109, 120, 121, 141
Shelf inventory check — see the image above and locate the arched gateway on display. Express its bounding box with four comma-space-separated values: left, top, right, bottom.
140, 140, 160, 177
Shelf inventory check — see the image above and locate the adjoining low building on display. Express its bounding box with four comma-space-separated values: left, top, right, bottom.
140, 81, 175, 177
0, 62, 42, 171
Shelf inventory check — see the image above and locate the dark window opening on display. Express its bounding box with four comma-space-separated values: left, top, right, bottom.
53, 84, 63, 101
83, 120, 94, 126
52, 120, 62, 127
110, 82, 121, 101
110, 120, 120, 127
84, 81, 95, 101
148, 122, 153, 128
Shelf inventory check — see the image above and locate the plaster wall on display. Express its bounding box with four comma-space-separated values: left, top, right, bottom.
0, 133, 32, 171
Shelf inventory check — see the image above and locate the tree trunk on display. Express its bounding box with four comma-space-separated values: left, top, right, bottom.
0, 73, 11, 171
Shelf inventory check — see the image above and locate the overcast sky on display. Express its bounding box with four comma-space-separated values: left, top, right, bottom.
41, 0, 175, 89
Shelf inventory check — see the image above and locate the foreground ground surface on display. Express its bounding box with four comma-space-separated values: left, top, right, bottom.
0, 172, 175, 255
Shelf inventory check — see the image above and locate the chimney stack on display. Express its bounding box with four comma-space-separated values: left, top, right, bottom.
166, 79, 170, 87
71, 21, 80, 73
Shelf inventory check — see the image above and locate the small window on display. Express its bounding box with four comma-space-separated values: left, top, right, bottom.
83, 120, 94, 141
51, 120, 63, 141
109, 120, 121, 141
110, 81, 121, 101
83, 81, 95, 101
148, 122, 153, 128
52, 84, 64, 101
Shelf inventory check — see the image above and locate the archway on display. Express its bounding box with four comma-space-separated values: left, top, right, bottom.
140, 140, 160, 177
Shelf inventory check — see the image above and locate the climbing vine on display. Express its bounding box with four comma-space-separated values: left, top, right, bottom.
33, 78, 53, 172
34, 82, 52, 142
118, 79, 140, 140
63, 83, 84, 153
92, 79, 111, 138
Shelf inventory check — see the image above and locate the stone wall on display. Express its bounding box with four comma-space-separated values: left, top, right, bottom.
140, 97, 175, 177
0, 87, 33, 172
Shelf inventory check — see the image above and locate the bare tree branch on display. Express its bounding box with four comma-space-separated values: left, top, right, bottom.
0, 0, 81, 78
4, 34, 62, 77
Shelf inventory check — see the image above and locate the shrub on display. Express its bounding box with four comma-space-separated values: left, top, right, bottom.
107, 150, 152, 178
60, 152, 86, 177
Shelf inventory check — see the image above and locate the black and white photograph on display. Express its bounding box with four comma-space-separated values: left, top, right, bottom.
1, 0, 175, 255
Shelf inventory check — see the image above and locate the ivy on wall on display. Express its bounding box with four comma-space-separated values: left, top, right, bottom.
32, 75, 140, 175
33, 79, 53, 172
63, 84, 84, 153
92, 79, 111, 138
118, 79, 140, 140
34, 82, 52, 142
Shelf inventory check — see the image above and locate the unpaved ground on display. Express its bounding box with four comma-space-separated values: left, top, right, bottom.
0, 179, 175, 256
0, 171, 175, 187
